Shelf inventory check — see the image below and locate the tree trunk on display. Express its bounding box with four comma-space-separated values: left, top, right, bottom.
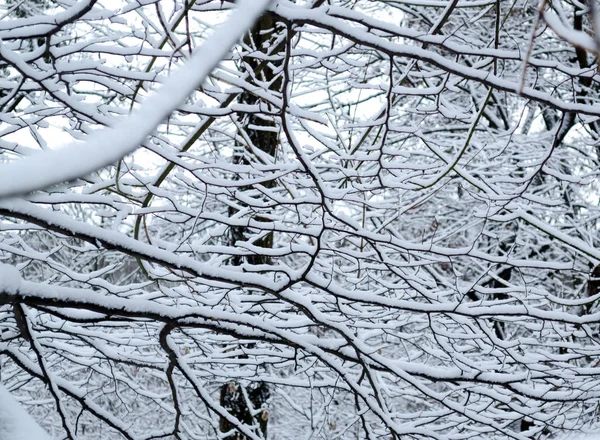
220, 12, 284, 440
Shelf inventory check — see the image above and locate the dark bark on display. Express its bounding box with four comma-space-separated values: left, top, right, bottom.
220, 382, 270, 439
221, 12, 284, 440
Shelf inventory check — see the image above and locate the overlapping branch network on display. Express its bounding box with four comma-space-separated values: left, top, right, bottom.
0, 0, 599, 439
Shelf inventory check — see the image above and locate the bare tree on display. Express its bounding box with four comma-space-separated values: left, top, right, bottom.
1, 0, 600, 439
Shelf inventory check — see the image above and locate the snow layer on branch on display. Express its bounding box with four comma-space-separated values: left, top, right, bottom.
0, 385, 51, 440
0, 0, 271, 200
0, 263, 21, 294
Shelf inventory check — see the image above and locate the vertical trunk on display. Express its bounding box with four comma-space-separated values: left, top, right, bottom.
220, 12, 284, 440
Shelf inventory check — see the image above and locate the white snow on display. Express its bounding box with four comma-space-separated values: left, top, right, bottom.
0, 263, 21, 294
0, 384, 51, 440
543, 10, 599, 54
0, 0, 271, 200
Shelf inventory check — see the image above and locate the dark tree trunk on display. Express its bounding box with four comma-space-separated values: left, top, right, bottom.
220, 12, 284, 440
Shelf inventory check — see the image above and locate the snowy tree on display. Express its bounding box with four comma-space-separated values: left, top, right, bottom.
0, 0, 600, 439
